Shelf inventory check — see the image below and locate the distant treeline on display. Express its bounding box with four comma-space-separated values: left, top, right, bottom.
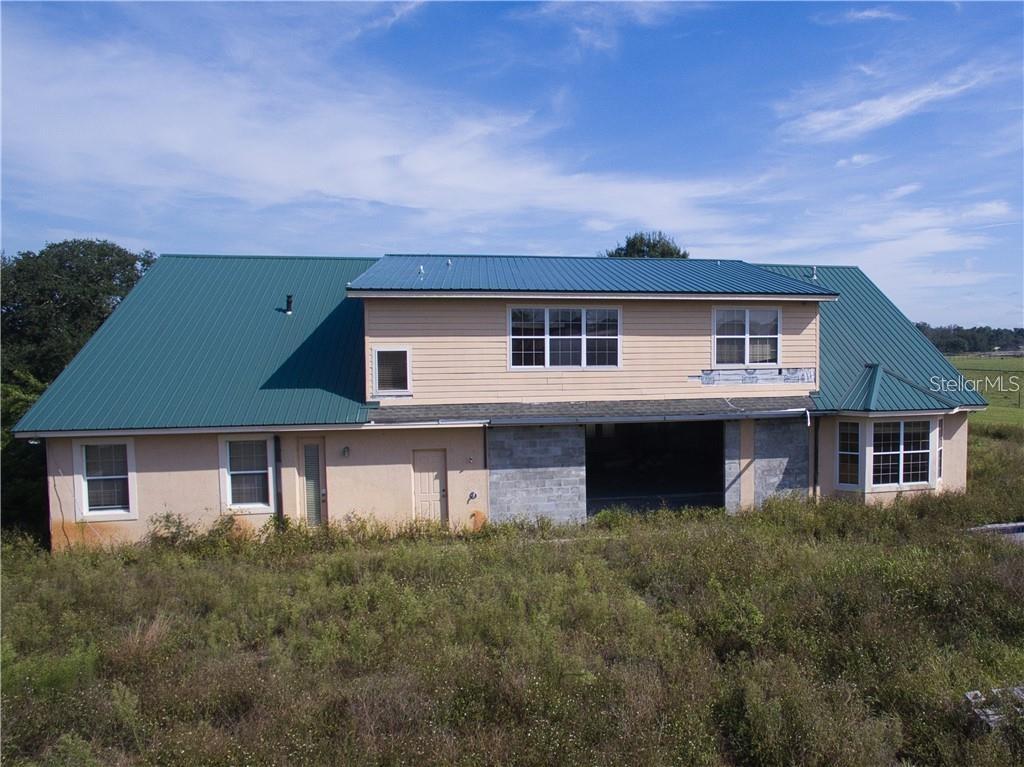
916, 323, 1024, 354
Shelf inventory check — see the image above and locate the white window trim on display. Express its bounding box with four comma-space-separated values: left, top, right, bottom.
712, 306, 783, 368
937, 418, 944, 482
71, 437, 139, 522
372, 346, 413, 397
507, 305, 623, 371
219, 435, 276, 514
866, 418, 937, 491
835, 420, 862, 489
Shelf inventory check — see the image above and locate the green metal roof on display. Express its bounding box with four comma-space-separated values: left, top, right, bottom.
14, 255, 378, 433
761, 264, 987, 412
16, 255, 980, 435
349, 254, 838, 297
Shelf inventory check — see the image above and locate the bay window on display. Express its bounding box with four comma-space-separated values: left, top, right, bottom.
510, 307, 620, 368
837, 421, 860, 487
872, 420, 930, 486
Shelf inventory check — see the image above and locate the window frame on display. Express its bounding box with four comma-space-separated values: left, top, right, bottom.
835, 421, 862, 489
372, 346, 413, 397
867, 419, 934, 490
712, 306, 782, 368
71, 437, 139, 522
937, 417, 944, 481
507, 305, 622, 370
219, 435, 276, 513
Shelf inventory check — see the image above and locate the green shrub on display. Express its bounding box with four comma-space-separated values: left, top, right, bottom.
2, 427, 1022, 765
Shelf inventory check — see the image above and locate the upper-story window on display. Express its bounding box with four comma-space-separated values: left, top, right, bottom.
374, 348, 411, 395
510, 308, 620, 369
714, 308, 780, 366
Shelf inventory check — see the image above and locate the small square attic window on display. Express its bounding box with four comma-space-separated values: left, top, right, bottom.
375, 349, 410, 394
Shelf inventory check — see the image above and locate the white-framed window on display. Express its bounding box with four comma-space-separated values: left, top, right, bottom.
71, 438, 138, 521
871, 420, 930, 487
837, 421, 861, 487
219, 436, 275, 511
509, 307, 620, 369
714, 307, 780, 366
938, 418, 944, 480
373, 347, 411, 396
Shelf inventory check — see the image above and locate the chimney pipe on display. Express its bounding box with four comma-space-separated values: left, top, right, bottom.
285, 295, 294, 315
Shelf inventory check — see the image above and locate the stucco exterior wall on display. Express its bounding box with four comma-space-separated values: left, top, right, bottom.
47, 426, 489, 548
813, 413, 969, 505
47, 434, 230, 549
279, 426, 488, 529
365, 297, 820, 405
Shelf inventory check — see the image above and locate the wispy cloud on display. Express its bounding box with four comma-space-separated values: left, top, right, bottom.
835, 153, 881, 168
814, 6, 909, 25
883, 183, 921, 200
2, 26, 750, 243
842, 7, 908, 23
781, 63, 1000, 142
515, 2, 696, 53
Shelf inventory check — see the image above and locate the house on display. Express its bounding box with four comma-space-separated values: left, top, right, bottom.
14, 254, 987, 548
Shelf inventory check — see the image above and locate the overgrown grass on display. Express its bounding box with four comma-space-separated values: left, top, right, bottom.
2, 427, 1022, 766
946, 355, 1023, 427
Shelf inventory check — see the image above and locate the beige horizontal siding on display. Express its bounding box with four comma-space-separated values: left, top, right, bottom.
365, 298, 820, 405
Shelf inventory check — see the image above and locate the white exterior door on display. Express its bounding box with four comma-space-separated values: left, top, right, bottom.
412, 449, 448, 525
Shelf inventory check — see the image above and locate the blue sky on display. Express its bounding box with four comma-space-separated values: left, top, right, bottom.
2, 2, 1021, 326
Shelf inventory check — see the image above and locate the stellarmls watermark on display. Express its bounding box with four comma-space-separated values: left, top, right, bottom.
930, 374, 1021, 393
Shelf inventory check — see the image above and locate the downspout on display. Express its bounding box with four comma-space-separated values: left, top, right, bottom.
812, 414, 820, 501
273, 435, 284, 526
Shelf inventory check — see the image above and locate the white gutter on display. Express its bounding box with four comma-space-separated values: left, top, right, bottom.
15, 420, 490, 439
484, 407, 811, 427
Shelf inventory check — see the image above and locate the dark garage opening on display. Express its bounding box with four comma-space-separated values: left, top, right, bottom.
585, 421, 724, 513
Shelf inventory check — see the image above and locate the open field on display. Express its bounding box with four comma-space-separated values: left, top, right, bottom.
3, 424, 1023, 767
947, 355, 1023, 427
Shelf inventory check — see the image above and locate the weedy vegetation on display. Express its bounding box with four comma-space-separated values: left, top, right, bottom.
2, 424, 1023, 766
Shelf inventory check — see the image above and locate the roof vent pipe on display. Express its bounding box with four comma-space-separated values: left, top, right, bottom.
285, 295, 293, 315
811, 266, 818, 280
447, 258, 452, 267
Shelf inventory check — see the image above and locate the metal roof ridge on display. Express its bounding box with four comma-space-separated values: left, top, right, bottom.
866, 363, 884, 411
161, 253, 380, 261
380, 253, 747, 263
880, 365, 966, 409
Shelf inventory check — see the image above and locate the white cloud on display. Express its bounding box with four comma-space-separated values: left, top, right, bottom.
843, 7, 908, 23
963, 200, 1012, 219
516, 2, 697, 53
2, 28, 749, 243
883, 183, 921, 200
835, 153, 881, 168
781, 65, 998, 142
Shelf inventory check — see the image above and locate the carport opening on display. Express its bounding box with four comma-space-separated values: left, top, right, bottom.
585, 421, 724, 513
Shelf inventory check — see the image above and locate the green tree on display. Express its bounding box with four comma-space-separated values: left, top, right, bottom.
2, 239, 155, 382
1, 239, 155, 542
603, 230, 689, 259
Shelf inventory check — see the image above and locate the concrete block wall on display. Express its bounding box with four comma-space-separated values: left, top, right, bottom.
723, 421, 742, 513
487, 425, 586, 524
753, 418, 810, 505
